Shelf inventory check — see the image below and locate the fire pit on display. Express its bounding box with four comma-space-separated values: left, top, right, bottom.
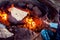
0, 0, 59, 40
0, 1, 45, 31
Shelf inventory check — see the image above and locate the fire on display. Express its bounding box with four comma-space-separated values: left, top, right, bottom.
0, 11, 7, 20
0, 10, 9, 26
0, 4, 43, 31
0, 12, 7, 20
24, 17, 43, 30
25, 17, 36, 30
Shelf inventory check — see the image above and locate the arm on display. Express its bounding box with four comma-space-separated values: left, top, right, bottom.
43, 20, 58, 29
56, 24, 60, 40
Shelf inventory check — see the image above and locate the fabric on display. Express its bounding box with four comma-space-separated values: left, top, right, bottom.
50, 22, 58, 29
41, 29, 54, 40
41, 29, 50, 40
56, 24, 60, 40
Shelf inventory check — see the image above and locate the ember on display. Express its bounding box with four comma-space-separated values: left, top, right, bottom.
0, 11, 7, 20
0, 10, 9, 26
24, 17, 36, 30
24, 17, 43, 30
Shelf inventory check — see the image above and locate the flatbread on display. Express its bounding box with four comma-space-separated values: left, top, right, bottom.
0, 23, 14, 38
10, 7, 28, 21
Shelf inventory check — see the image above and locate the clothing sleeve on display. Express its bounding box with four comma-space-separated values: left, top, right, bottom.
49, 22, 58, 29
56, 24, 60, 40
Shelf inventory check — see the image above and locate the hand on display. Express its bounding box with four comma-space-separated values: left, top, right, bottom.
43, 20, 50, 25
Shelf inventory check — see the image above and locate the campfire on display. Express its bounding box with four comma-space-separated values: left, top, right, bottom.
24, 17, 43, 31
0, 0, 59, 40
0, 4, 44, 31
0, 0, 58, 32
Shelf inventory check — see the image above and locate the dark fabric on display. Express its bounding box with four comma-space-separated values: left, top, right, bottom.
41, 29, 56, 40
56, 24, 60, 40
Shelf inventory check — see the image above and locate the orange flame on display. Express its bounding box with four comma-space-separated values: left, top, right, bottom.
0, 10, 10, 26
0, 4, 15, 26
24, 17, 43, 30
25, 17, 36, 30
0, 11, 7, 20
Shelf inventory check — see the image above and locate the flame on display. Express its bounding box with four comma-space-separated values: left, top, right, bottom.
24, 17, 43, 30
25, 17, 36, 30
0, 10, 10, 26
2, 12, 7, 20
0, 4, 15, 26
0, 11, 7, 20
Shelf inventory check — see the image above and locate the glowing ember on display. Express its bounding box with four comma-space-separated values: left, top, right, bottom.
24, 17, 43, 30
2, 13, 7, 20
0, 11, 9, 26
25, 17, 36, 30
0, 11, 7, 20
